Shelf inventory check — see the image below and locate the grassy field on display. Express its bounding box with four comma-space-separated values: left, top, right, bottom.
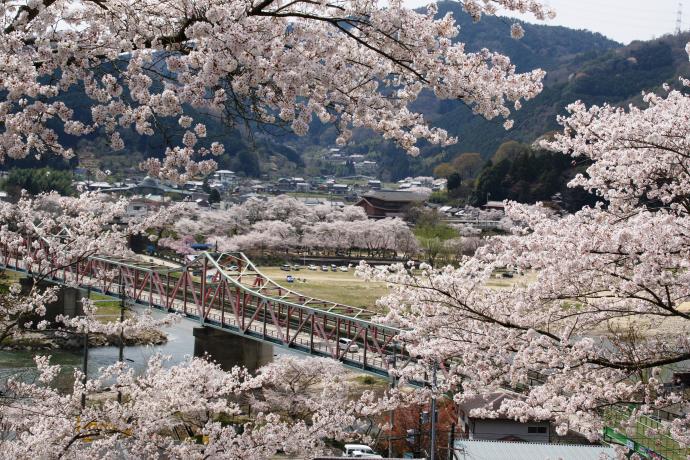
255, 266, 538, 312
257, 266, 390, 312
0, 270, 23, 292
88, 292, 130, 323
485, 271, 537, 289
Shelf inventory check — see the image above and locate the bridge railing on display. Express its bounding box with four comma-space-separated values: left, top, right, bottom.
0, 240, 416, 378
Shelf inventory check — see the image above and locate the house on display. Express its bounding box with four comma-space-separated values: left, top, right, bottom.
432, 178, 447, 191
276, 178, 293, 192
457, 392, 593, 445
482, 200, 506, 212
453, 440, 615, 460
330, 183, 349, 195
104, 176, 203, 202
367, 180, 382, 190
296, 182, 311, 192
457, 393, 550, 442
123, 195, 170, 223
213, 170, 235, 183
183, 180, 204, 191
355, 189, 428, 219
87, 181, 112, 191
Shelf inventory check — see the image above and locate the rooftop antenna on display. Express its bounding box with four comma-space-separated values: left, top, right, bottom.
676, 2, 683, 35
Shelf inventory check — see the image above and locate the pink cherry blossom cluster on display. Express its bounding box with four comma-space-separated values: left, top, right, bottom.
0, 0, 548, 179
159, 196, 419, 256
0, 191, 180, 341
0, 353, 383, 458
355, 48, 690, 446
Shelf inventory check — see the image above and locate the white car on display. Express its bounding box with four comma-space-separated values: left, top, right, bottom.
308, 264, 318, 271
338, 338, 359, 353
342, 444, 382, 458
339, 265, 349, 272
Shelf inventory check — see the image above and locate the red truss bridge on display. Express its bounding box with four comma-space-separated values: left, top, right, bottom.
1, 246, 414, 378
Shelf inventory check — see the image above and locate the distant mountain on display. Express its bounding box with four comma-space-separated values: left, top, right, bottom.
433, 1, 620, 72
309, 17, 690, 180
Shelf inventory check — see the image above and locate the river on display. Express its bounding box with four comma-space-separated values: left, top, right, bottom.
0, 307, 295, 389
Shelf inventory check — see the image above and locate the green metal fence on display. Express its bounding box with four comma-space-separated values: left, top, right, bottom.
603, 405, 689, 459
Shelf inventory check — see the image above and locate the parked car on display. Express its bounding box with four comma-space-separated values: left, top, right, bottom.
280, 264, 291, 271
321, 265, 329, 271
339, 266, 349, 272
292, 264, 301, 271
307, 264, 318, 271
330, 264, 338, 272
338, 338, 359, 353
342, 444, 381, 458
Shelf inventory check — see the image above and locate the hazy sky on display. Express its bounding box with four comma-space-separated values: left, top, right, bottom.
403, 0, 683, 44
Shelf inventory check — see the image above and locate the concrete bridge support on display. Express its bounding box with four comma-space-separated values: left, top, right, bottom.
193, 327, 274, 374
20, 278, 85, 321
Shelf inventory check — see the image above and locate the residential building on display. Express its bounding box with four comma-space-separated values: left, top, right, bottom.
457, 393, 551, 443
330, 183, 349, 195
296, 182, 311, 192
123, 195, 170, 223
367, 179, 382, 190
86, 181, 112, 191
457, 392, 594, 445
213, 169, 236, 183
482, 200, 506, 212
453, 440, 615, 460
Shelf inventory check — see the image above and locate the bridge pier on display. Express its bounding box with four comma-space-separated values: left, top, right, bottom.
20, 279, 85, 321
193, 327, 274, 374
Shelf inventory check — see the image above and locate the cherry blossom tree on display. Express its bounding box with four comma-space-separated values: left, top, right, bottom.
0, 354, 373, 459
159, 196, 419, 258
0, 0, 550, 181
359, 69, 690, 446
0, 192, 177, 342
249, 356, 356, 425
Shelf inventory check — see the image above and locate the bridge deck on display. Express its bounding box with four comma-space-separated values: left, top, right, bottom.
0, 244, 417, 379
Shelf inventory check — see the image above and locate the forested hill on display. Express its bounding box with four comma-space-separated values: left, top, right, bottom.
301, 5, 690, 178
433, 1, 619, 72
420, 28, 690, 162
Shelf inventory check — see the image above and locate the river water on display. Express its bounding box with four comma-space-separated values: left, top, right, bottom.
0, 307, 293, 389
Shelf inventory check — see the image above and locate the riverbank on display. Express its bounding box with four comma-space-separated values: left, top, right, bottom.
0, 328, 167, 352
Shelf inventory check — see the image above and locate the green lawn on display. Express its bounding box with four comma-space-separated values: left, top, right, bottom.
257, 266, 390, 312
0, 270, 23, 292
88, 292, 129, 323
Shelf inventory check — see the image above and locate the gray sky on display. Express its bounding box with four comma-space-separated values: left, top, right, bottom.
403, 0, 683, 44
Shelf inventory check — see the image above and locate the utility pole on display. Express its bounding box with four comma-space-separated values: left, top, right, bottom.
677, 2, 683, 35
430, 361, 438, 460
447, 423, 456, 460
117, 267, 125, 403
81, 287, 91, 409
388, 355, 397, 458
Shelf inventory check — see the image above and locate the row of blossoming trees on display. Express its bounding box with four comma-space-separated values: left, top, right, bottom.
2, 0, 689, 454
158, 196, 420, 260
0, 193, 407, 458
